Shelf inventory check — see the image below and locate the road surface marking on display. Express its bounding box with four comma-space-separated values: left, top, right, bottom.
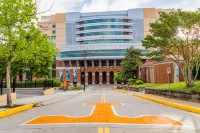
104, 127, 110, 133
24, 89, 183, 126
98, 127, 110, 133
98, 127, 103, 133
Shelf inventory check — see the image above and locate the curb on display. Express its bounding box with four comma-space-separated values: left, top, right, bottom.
0, 104, 34, 118
113, 89, 129, 94
133, 94, 200, 114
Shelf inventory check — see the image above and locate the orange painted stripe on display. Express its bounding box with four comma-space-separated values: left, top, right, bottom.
26, 103, 183, 126
25, 88, 183, 126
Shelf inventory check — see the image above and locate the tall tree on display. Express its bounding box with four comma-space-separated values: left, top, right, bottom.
142, 9, 200, 87
120, 46, 142, 82
22, 26, 56, 80
0, 45, 7, 79
0, 0, 37, 106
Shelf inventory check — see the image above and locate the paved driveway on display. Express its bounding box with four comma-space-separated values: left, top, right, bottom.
0, 85, 200, 133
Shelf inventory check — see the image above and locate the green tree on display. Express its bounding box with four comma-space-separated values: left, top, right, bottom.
0, 0, 56, 106
120, 46, 142, 82
0, 0, 37, 106
0, 46, 7, 79
22, 26, 56, 80
142, 9, 200, 87
114, 72, 121, 83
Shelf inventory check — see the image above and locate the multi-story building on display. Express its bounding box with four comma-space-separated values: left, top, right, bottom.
38, 8, 174, 85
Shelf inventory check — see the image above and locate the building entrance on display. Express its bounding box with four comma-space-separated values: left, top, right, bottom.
95, 72, 99, 84
102, 72, 107, 84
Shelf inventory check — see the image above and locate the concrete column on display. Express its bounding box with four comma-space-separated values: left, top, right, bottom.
85, 72, 88, 85
99, 60, 102, 68
92, 73, 95, 84
114, 60, 116, 68
77, 69, 81, 85
70, 69, 73, 85
62, 61, 65, 67
76, 60, 80, 67
56, 70, 59, 79
106, 60, 109, 68
92, 60, 94, 68
63, 69, 66, 82
69, 61, 72, 67
107, 72, 110, 85
84, 60, 87, 68
99, 72, 102, 85
114, 72, 117, 85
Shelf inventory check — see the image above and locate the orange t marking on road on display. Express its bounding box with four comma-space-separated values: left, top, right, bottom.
25, 89, 183, 126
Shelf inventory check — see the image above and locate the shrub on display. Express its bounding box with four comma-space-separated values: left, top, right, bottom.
135, 79, 144, 85
128, 78, 135, 83
69, 86, 83, 90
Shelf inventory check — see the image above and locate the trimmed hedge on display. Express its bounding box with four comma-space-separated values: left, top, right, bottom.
135, 79, 144, 85
128, 78, 144, 85
68, 86, 83, 90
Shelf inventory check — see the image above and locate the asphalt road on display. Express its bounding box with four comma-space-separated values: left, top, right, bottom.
0, 85, 200, 133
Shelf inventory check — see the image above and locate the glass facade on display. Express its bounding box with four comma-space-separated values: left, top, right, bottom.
80, 31, 127, 37
60, 50, 126, 58
83, 18, 129, 24
80, 39, 131, 44
60, 49, 150, 58
83, 25, 129, 30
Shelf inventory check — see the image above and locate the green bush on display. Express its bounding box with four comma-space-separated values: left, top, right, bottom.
135, 79, 144, 85
69, 86, 83, 90
128, 78, 135, 83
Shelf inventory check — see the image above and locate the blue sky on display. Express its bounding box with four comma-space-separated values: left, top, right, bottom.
38, 0, 200, 15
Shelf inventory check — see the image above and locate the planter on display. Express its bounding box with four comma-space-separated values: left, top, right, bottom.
0, 93, 17, 102
142, 88, 200, 103
43, 88, 55, 95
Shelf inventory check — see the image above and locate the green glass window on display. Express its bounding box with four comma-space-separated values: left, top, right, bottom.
52, 30, 56, 34
80, 31, 126, 37
51, 36, 56, 40
81, 39, 131, 44
83, 25, 129, 30
52, 24, 56, 28
83, 18, 128, 24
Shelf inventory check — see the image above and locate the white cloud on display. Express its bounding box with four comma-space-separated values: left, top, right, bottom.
81, 0, 109, 12
38, 0, 200, 16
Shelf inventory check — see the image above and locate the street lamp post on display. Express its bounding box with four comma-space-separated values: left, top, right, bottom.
167, 67, 171, 96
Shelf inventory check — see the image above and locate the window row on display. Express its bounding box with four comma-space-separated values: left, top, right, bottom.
80, 31, 129, 37
80, 39, 131, 44
79, 18, 129, 24
80, 25, 130, 30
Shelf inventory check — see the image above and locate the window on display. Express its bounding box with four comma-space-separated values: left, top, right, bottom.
52, 24, 56, 28
156, 20, 161, 23
51, 36, 56, 40
52, 30, 56, 34
47, 36, 50, 40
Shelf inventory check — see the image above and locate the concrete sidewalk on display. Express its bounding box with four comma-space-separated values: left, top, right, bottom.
138, 93, 200, 108
0, 90, 83, 112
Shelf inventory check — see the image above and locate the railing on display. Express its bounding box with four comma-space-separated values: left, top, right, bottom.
0, 79, 55, 95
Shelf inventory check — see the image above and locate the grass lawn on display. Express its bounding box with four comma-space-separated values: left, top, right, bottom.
68, 86, 83, 90
134, 81, 200, 92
